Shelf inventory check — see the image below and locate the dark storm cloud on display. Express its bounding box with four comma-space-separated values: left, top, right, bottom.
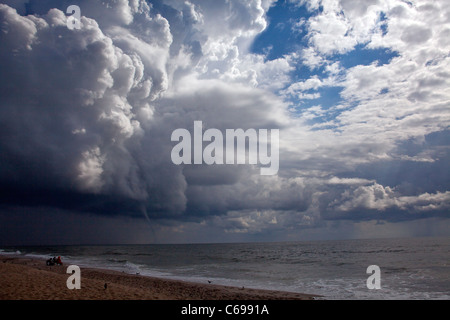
0, 1, 184, 218
0, 0, 284, 222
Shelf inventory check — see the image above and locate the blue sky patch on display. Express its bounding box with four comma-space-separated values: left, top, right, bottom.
251, 1, 313, 61
338, 44, 399, 69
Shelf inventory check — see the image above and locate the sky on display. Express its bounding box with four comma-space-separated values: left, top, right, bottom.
0, 0, 449, 245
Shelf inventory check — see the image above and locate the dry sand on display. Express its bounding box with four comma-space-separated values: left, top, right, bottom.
0, 255, 318, 300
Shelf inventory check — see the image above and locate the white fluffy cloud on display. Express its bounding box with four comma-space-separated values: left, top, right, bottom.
284, 0, 450, 168
331, 183, 450, 213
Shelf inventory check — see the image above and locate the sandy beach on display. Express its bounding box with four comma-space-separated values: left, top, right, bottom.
0, 255, 318, 300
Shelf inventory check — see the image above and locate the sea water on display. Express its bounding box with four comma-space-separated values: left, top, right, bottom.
1, 237, 449, 300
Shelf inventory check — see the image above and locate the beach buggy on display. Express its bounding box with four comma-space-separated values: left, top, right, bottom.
46, 256, 63, 266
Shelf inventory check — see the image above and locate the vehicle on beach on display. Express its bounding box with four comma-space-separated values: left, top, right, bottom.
46, 256, 63, 266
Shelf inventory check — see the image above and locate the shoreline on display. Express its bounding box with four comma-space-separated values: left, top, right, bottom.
0, 255, 320, 300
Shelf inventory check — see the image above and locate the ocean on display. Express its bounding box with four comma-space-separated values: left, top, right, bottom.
1, 237, 449, 300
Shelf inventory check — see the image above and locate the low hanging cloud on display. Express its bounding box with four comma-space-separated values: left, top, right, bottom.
0, 0, 449, 243
330, 184, 450, 214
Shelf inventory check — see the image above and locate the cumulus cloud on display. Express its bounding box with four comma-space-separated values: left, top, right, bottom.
0, 0, 288, 219
330, 183, 450, 214
0, 1, 178, 216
